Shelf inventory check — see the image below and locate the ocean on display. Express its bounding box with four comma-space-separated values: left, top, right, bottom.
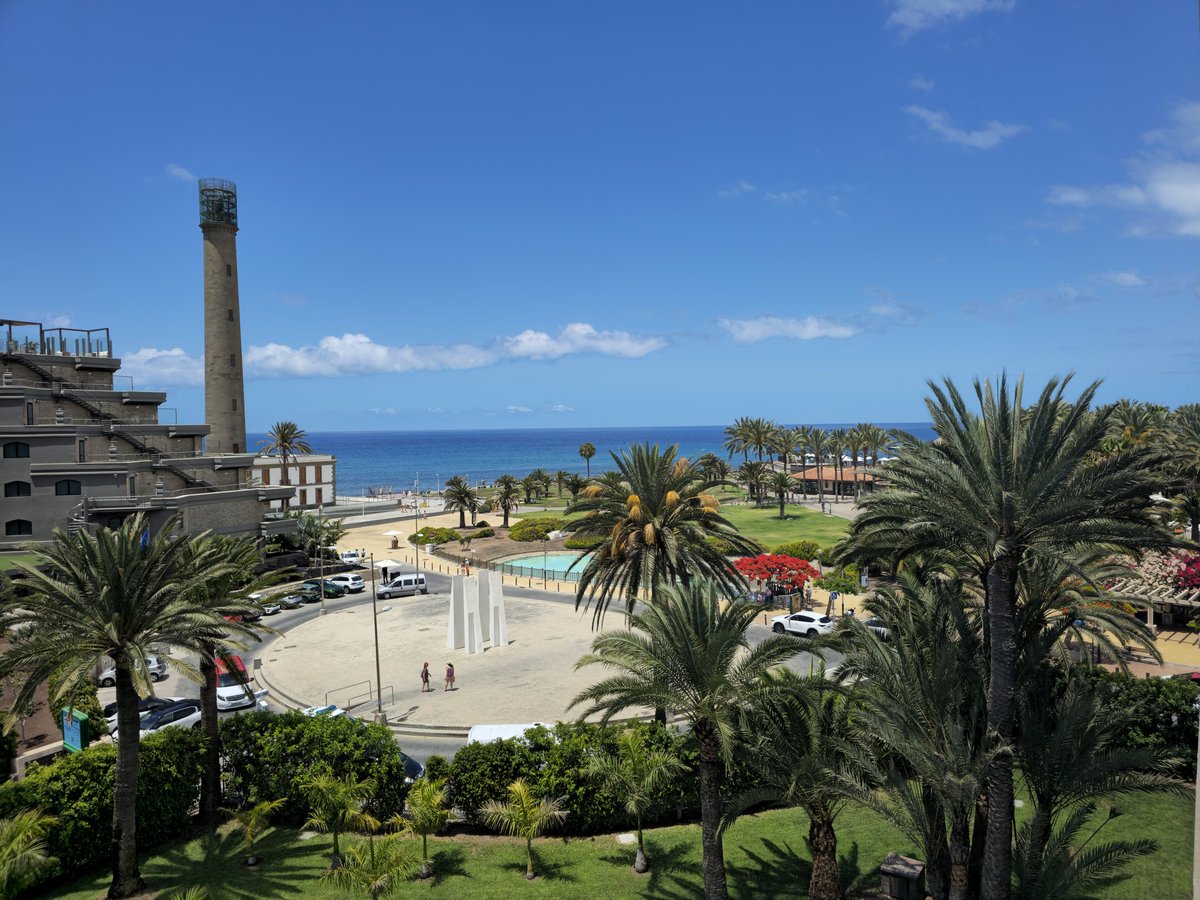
247, 423, 935, 497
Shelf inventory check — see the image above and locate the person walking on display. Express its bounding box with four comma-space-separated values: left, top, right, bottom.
444, 662, 456, 691
420, 661, 431, 693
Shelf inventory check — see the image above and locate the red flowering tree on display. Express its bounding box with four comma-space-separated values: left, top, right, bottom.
734, 554, 821, 593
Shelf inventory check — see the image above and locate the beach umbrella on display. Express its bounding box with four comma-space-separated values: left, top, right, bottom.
380, 530, 404, 537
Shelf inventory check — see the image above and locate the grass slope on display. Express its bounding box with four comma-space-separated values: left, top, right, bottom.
719, 504, 850, 550
0, 553, 39, 572
46, 791, 1190, 899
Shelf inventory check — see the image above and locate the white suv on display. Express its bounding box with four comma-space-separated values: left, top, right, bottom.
770, 612, 835, 638
327, 574, 366, 593
97, 656, 168, 687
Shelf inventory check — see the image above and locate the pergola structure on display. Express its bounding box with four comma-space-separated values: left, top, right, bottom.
1109, 576, 1200, 626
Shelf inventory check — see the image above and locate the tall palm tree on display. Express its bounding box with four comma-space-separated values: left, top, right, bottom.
565, 443, 759, 625
391, 778, 451, 879
828, 428, 849, 503
736, 460, 770, 504
565, 474, 588, 501
0, 808, 56, 899
493, 475, 521, 528
746, 418, 776, 462
258, 421, 313, 512
578, 442, 597, 478
528, 468, 552, 500
769, 425, 801, 474
584, 728, 688, 873
722, 417, 752, 462
1167, 403, 1200, 542
768, 471, 794, 519
571, 581, 799, 900
442, 476, 478, 529
0, 514, 241, 897
847, 424, 870, 502
793, 426, 812, 499
301, 773, 380, 868
553, 470, 570, 498
480, 780, 568, 880
807, 428, 832, 506
840, 374, 1174, 900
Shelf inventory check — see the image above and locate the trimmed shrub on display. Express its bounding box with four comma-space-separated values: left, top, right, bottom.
508, 518, 565, 542
814, 572, 859, 595
471, 527, 495, 539
408, 526, 461, 547
447, 736, 537, 825
474, 520, 491, 528
771, 540, 823, 561
0, 727, 204, 882
563, 535, 603, 551
220, 711, 411, 826
423, 754, 451, 784
1079, 667, 1200, 776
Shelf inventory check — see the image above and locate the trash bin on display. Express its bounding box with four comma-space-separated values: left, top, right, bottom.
879, 853, 925, 900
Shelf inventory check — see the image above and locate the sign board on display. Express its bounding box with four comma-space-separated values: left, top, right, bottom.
860, 572, 869, 589
62, 709, 90, 753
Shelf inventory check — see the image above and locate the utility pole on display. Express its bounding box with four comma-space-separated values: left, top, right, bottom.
370, 552, 385, 723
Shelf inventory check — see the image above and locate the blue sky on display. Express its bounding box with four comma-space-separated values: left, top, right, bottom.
1, 1, 1197, 431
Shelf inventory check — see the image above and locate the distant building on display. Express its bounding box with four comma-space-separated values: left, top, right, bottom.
791, 466, 878, 499
0, 318, 293, 547
251, 454, 336, 510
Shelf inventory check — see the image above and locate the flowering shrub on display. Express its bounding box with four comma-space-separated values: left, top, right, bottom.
1177, 555, 1200, 591
734, 554, 820, 592
1133, 551, 1189, 591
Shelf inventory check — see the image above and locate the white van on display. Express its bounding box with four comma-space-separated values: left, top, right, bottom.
378, 573, 428, 599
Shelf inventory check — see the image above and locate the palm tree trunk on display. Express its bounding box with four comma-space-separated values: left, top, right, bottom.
778, 491, 785, 519
458, 508, 466, 529
1022, 798, 1054, 892
503, 505, 511, 528
807, 815, 841, 900
922, 787, 951, 900
526, 836, 535, 878
968, 792, 987, 898
635, 818, 649, 873
110, 664, 146, 897
697, 724, 729, 900
948, 806, 971, 900
198, 652, 222, 831
981, 554, 1020, 900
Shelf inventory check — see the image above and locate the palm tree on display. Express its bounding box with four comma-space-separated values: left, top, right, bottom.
794, 426, 812, 499
228, 797, 287, 865
571, 581, 799, 900
565, 474, 588, 501
584, 729, 688, 873
480, 780, 568, 880
391, 778, 451, 878
736, 461, 770, 504
321, 835, 420, 899
493, 475, 521, 528
258, 421, 313, 512
730, 675, 871, 900
579, 442, 597, 477
520, 474, 539, 504
807, 428, 832, 506
848, 423, 872, 501
0, 514, 241, 898
722, 418, 752, 462
768, 471, 794, 519
769, 426, 801, 473
0, 808, 56, 899
528, 468, 552, 500
564, 443, 759, 625
746, 418, 776, 462
828, 428, 849, 502
840, 375, 1174, 900
442, 476, 478, 529
301, 774, 380, 868
1167, 403, 1200, 541
554, 470, 570, 498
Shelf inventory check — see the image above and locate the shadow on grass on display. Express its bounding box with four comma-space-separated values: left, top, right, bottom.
597, 838, 699, 899
497, 847, 579, 883
427, 843, 469, 887
141, 826, 328, 899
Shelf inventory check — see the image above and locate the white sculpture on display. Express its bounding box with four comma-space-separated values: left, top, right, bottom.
446, 577, 465, 650
447, 572, 508, 652
463, 576, 483, 654
486, 570, 508, 648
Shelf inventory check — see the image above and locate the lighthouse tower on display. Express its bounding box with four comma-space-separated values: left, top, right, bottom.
199, 178, 247, 454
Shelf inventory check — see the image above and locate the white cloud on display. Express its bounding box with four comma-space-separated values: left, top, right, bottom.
165, 163, 196, 182
909, 75, 935, 92
718, 315, 859, 344
1046, 102, 1200, 238
717, 180, 757, 198
763, 189, 809, 204
369, 407, 397, 415
121, 347, 204, 387
906, 105, 1026, 149
1098, 270, 1147, 288
243, 322, 666, 379
887, 0, 1014, 37
48, 314, 71, 327
548, 404, 575, 413
506, 405, 532, 414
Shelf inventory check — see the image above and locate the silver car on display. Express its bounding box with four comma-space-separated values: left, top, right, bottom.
96, 655, 168, 687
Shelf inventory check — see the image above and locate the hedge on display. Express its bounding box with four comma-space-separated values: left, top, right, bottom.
409, 526, 462, 547
508, 518, 565, 542
563, 535, 603, 551
220, 711, 411, 826
771, 540, 823, 561
471, 527, 495, 539
0, 728, 205, 882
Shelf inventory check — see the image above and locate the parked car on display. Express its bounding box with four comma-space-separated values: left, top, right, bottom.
261, 601, 282, 616
103, 695, 184, 733
302, 579, 347, 598
400, 751, 426, 784
340, 550, 365, 565
216, 655, 265, 711
327, 573, 366, 593
377, 573, 428, 599
861, 617, 890, 639
770, 611, 836, 638
275, 593, 306, 610
300, 704, 346, 718
96, 656, 168, 687
112, 700, 200, 740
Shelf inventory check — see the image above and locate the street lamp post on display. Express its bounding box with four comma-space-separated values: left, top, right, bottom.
370, 552, 385, 723
541, 536, 548, 589
317, 504, 326, 616
412, 502, 421, 579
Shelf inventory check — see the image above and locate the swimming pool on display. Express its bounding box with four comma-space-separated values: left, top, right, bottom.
494, 550, 592, 582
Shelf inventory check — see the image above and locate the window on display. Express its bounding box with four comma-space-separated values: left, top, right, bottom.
230, 354, 236, 367
231, 398, 237, 412
128, 475, 136, 496
25, 402, 33, 426
55, 479, 81, 496
232, 442, 240, 453
78, 439, 86, 462
2, 442, 30, 459
227, 308, 234, 321
226, 264, 232, 276
4, 481, 30, 497
5, 520, 32, 537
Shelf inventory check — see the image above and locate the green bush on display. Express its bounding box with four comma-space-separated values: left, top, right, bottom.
220, 711, 411, 826
508, 518, 565, 542
471, 527, 495, 539
817, 546, 838, 567
423, 754, 451, 784
814, 572, 859, 595
563, 535, 603, 550
706, 536, 734, 556
408, 526, 461, 547
474, 520, 491, 528
1079, 668, 1200, 776
47, 670, 105, 737
446, 736, 537, 825
0, 727, 204, 882
771, 540, 823, 561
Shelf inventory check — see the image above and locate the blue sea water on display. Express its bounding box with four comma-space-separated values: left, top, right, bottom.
247, 423, 935, 497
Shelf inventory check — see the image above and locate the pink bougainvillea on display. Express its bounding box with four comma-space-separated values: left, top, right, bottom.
1177, 555, 1200, 592
734, 554, 821, 592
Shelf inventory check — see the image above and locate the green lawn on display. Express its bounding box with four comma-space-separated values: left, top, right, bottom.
46, 792, 1190, 899
0, 553, 39, 572
720, 504, 850, 550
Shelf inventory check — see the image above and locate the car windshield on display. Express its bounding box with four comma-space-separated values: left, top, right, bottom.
817, 616, 832, 624
217, 672, 244, 687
